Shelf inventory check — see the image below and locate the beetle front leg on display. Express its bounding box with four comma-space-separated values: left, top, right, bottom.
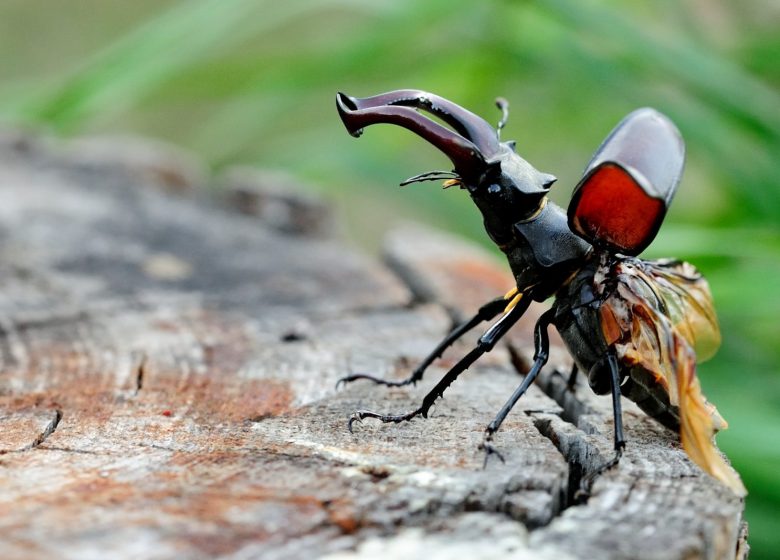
348, 296, 530, 433
337, 292, 516, 389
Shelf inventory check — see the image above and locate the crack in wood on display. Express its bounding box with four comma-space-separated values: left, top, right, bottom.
134, 353, 147, 394
521, 364, 624, 510
29, 409, 62, 450
504, 353, 612, 514
382, 252, 436, 308
36, 446, 98, 455
531, 413, 591, 510
506, 341, 532, 376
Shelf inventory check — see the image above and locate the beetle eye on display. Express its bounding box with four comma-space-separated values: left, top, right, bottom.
488, 184, 502, 194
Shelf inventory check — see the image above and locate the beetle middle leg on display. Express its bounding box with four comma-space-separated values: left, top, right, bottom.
481, 308, 555, 463
348, 295, 530, 432
337, 290, 518, 389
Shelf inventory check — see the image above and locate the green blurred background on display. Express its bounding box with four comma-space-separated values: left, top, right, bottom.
1, 0, 777, 555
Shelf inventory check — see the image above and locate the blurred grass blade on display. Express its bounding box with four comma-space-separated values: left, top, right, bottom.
536, 0, 780, 138
648, 225, 780, 259
18, 0, 388, 132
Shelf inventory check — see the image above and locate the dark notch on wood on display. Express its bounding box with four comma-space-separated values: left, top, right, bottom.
135, 353, 147, 394
30, 409, 63, 450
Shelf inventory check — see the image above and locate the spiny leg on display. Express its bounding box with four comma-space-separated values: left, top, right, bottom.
348, 345, 484, 432
481, 308, 555, 464
338, 290, 517, 389
579, 352, 626, 495
348, 295, 530, 433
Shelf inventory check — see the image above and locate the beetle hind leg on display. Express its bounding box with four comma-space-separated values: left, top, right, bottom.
578, 352, 626, 496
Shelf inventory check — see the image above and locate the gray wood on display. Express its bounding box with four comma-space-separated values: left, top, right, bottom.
0, 128, 746, 560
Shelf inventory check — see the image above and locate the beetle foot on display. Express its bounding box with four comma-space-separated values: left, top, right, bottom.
336, 373, 416, 390
479, 436, 505, 468
576, 447, 623, 499
347, 407, 423, 433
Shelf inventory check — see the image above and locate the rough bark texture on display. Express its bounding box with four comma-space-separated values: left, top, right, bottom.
0, 128, 747, 559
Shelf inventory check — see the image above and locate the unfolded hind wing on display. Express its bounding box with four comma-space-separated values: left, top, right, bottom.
598, 258, 745, 495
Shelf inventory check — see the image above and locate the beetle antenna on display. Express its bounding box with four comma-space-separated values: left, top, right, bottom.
400, 170, 460, 186
495, 97, 509, 139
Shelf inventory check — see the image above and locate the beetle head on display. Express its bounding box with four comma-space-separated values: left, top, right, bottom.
336, 90, 556, 246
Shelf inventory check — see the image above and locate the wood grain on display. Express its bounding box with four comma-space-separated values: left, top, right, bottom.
0, 129, 746, 560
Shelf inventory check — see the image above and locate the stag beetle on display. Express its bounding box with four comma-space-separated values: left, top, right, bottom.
335, 90, 745, 495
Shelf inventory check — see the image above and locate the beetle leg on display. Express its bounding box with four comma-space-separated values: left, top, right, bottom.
566, 363, 579, 391
578, 352, 626, 496
481, 308, 555, 463
347, 297, 530, 432
606, 352, 626, 453
337, 293, 516, 389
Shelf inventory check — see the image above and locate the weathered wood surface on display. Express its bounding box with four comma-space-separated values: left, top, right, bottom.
0, 128, 747, 559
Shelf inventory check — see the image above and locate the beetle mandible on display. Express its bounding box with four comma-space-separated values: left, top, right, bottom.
335, 90, 745, 496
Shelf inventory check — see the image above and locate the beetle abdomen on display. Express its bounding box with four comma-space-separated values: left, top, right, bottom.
620, 366, 680, 431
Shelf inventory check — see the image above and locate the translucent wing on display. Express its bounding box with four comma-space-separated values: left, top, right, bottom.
634, 258, 720, 361
599, 258, 745, 495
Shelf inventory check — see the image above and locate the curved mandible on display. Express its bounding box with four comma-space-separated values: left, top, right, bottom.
339, 90, 502, 159
336, 93, 487, 183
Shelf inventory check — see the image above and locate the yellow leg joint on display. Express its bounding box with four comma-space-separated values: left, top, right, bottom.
504, 292, 523, 313
504, 287, 519, 300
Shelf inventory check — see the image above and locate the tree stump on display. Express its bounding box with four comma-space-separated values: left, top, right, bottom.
0, 129, 747, 559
